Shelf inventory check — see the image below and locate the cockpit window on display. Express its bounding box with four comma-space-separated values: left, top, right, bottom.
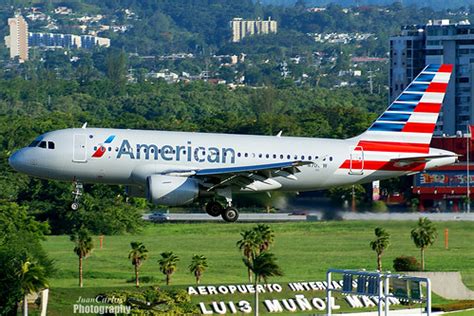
48, 141, 55, 149
39, 141, 47, 148
28, 140, 40, 147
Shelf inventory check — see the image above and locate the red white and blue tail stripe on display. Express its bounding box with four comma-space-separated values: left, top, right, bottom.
356, 64, 452, 154
338, 64, 453, 174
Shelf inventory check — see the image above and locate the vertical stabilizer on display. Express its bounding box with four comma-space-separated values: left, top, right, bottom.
356, 64, 453, 154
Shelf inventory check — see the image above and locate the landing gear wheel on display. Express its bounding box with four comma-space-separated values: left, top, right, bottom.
205, 201, 224, 217
222, 207, 239, 223
71, 181, 83, 211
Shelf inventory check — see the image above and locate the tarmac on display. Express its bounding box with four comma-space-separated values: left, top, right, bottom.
143, 211, 474, 222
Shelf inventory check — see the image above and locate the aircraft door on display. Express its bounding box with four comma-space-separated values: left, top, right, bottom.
349, 146, 364, 175
73, 134, 88, 163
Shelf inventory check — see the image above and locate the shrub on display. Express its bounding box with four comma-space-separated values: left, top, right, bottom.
432, 300, 474, 312
372, 201, 388, 213
393, 256, 421, 271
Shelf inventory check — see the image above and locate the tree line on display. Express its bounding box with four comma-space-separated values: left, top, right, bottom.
0, 71, 382, 234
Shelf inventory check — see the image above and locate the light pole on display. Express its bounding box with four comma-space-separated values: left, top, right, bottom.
468, 126, 471, 213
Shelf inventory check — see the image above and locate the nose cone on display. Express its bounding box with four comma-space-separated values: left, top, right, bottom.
9, 149, 27, 173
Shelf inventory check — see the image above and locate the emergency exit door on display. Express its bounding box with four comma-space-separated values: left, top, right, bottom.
349, 146, 364, 175
73, 134, 87, 163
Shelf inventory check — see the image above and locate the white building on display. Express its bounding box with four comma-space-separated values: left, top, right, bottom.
5, 15, 29, 61
230, 17, 277, 43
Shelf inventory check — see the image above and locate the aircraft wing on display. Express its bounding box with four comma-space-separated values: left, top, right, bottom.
172, 161, 311, 192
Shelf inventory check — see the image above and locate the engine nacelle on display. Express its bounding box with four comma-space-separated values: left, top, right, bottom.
147, 174, 199, 206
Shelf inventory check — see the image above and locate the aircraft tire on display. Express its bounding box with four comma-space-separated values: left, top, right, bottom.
205, 201, 224, 217
222, 207, 239, 222
71, 202, 80, 210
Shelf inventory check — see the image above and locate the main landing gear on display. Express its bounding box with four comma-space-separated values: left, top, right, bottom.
205, 201, 239, 223
71, 181, 83, 210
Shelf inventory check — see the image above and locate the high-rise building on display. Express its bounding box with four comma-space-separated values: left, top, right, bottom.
4, 14, 29, 61
390, 19, 474, 135
230, 17, 277, 43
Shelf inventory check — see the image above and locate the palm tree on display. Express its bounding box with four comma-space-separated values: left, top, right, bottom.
237, 230, 259, 282
243, 252, 283, 316
128, 242, 149, 287
70, 228, 94, 287
189, 254, 208, 285
158, 251, 179, 285
18, 259, 49, 316
253, 224, 275, 253
411, 217, 438, 271
370, 227, 390, 271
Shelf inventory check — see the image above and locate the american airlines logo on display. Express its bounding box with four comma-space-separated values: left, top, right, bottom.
92, 135, 116, 158
117, 139, 236, 164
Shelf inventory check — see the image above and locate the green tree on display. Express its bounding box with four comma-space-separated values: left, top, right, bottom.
370, 227, 390, 271
70, 228, 94, 287
128, 242, 149, 288
253, 224, 275, 253
0, 203, 54, 315
411, 217, 438, 271
243, 252, 283, 316
158, 252, 179, 285
188, 254, 208, 285
18, 260, 49, 316
236, 230, 259, 282
105, 50, 128, 94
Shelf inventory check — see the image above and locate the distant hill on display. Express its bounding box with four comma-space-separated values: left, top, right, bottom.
260, 0, 473, 10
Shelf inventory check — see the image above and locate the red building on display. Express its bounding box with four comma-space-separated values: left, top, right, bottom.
412, 135, 473, 211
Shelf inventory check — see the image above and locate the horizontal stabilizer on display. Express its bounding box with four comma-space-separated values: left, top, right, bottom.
390, 154, 458, 164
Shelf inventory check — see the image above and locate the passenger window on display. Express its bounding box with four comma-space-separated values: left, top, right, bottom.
48, 142, 55, 149
39, 141, 47, 148
329, 157, 333, 161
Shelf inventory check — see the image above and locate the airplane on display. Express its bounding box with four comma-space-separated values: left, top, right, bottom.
9, 64, 457, 222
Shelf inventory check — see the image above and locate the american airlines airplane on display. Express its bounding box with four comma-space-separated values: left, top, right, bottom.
9, 64, 457, 222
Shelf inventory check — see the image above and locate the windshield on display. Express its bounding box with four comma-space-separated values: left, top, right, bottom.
28, 140, 41, 147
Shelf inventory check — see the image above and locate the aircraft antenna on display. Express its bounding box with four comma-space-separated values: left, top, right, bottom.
81, 122, 88, 129
276, 130, 283, 137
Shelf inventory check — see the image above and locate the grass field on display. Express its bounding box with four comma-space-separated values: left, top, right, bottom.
41, 220, 474, 314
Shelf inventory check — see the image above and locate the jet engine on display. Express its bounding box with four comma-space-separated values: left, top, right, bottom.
146, 174, 199, 206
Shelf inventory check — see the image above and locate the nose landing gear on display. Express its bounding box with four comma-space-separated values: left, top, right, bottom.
71, 181, 83, 210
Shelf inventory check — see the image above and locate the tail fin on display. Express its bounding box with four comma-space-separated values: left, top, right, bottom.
356, 64, 453, 154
